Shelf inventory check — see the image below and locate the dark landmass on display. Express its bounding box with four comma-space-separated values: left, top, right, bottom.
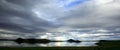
15, 38, 82, 44
0, 38, 82, 44
0, 46, 120, 50
96, 40, 120, 46
14, 38, 50, 44
67, 39, 81, 43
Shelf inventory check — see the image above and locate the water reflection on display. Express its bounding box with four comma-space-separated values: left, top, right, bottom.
0, 32, 119, 47
0, 41, 97, 47
41, 42, 97, 47
0, 41, 19, 47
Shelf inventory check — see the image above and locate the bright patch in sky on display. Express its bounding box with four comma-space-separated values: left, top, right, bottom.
58, 0, 89, 9
94, 0, 113, 5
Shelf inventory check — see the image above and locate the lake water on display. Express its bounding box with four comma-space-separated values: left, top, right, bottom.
0, 32, 120, 47
0, 41, 97, 47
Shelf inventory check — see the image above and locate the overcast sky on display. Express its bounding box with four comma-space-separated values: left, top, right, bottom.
0, 0, 120, 33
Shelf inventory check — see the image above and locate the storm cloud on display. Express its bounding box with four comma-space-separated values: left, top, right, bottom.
0, 0, 120, 33
0, 0, 59, 33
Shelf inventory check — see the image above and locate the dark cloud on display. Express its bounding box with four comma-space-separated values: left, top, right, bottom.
0, 0, 120, 33
0, 0, 57, 33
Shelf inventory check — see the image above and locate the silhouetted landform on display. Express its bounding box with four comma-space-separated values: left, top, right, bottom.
67, 39, 81, 43
96, 40, 120, 46
0, 38, 82, 44
14, 38, 82, 44
14, 38, 51, 44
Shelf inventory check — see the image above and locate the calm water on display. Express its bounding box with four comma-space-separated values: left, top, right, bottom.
0, 32, 120, 47
0, 41, 97, 47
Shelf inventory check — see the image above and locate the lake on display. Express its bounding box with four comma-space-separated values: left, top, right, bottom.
0, 32, 120, 47
0, 41, 98, 47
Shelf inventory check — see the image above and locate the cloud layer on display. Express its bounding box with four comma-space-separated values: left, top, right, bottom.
0, 0, 120, 33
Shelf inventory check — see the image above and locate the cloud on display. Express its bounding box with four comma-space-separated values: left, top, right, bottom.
0, 0, 60, 33
0, 0, 120, 33
57, 0, 120, 31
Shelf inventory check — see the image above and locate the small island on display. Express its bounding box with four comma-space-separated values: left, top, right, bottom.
67, 39, 81, 43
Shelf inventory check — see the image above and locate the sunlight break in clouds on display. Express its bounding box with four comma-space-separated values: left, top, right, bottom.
57, 0, 89, 8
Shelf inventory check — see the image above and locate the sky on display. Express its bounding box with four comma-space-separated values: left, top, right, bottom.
0, 0, 120, 39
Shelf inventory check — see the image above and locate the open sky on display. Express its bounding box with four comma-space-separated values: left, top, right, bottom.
0, 0, 120, 39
